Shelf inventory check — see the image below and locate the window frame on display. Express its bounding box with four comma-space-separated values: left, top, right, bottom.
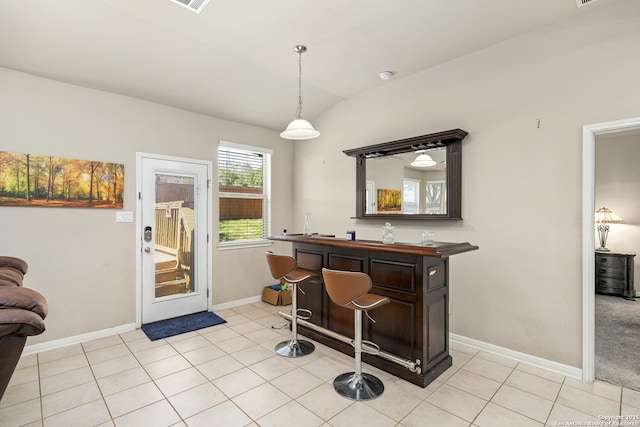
217, 140, 272, 248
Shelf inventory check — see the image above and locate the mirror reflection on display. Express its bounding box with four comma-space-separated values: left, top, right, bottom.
365, 147, 447, 215
344, 128, 466, 220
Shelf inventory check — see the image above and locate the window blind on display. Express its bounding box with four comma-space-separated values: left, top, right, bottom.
218, 141, 271, 243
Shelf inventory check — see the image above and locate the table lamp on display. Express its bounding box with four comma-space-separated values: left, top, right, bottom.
594, 207, 624, 252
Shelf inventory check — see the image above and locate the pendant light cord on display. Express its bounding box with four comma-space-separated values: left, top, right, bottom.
296, 49, 303, 119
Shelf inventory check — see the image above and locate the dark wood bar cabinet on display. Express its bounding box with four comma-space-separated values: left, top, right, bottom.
269, 234, 478, 387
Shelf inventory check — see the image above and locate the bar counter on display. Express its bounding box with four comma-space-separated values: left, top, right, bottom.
269, 234, 478, 387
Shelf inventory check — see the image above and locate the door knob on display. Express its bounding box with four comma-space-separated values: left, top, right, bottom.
144, 247, 151, 254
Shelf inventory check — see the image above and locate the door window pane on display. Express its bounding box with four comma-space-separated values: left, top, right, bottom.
155, 174, 195, 298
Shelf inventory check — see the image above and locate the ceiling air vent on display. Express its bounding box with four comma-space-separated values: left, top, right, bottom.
576, 0, 599, 7
170, 0, 210, 14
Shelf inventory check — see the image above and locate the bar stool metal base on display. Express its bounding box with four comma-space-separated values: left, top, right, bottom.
275, 339, 315, 358
333, 372, 384, 401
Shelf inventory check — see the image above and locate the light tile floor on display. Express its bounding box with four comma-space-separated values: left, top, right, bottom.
2, 301, 640, 427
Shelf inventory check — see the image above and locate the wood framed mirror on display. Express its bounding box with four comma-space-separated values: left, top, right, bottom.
343, 129, 468, 220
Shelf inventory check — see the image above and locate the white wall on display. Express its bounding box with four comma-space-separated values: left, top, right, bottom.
292, 7, 640, 368
0, 67, 294, 344
596, 132, 640, 291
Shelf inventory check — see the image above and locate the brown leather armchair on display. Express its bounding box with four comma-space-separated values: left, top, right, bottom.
0, 257, 47, 402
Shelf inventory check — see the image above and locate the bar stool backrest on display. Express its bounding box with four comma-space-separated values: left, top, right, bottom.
322, 268, 372, 307
265, 251, 297, 281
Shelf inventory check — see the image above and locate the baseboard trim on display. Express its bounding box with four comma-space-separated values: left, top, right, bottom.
212, 295, 262, 311
23, 323, 137, 356
450, 333, 582, 380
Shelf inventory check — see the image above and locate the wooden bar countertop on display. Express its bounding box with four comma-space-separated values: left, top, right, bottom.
269, 233, 478, 258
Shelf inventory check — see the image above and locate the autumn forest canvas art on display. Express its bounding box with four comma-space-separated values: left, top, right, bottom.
377, 188, 402, 212
0, 151, 124, 208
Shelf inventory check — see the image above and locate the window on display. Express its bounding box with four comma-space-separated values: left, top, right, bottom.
403, 179, 419, 214
425, 180, 445, 214
218, 141, 271, 245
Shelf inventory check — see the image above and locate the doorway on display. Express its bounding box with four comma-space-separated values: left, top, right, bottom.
136, 153, 212, 325
582, 117, 640, 383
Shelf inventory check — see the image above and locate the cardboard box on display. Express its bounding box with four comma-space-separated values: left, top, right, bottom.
262, 285, 292, 306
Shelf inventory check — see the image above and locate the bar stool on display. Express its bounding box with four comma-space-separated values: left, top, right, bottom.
265, 251, 315, 358
321, 267, 390, 401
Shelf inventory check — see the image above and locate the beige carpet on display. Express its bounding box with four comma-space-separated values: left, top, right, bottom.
595, 294, 640, 391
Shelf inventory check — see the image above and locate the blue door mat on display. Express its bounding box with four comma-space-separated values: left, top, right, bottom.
141, 311, 226, 341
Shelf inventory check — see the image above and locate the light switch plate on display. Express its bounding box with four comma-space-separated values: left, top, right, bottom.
116, 211, 134, 223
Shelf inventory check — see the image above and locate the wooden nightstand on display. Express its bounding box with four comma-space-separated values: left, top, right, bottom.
595, 251, 636, 300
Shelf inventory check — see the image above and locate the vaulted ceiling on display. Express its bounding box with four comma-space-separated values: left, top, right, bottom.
0, 0, 616, 131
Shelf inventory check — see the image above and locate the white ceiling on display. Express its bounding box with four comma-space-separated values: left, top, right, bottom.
0, 0, 613, 132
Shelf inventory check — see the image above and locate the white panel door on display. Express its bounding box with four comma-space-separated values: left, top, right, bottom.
139, 154, 210, 324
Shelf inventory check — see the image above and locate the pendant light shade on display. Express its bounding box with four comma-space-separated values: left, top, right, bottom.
281, 45, 320, 140
280, 118, 320, 140
411, 153, 436, 167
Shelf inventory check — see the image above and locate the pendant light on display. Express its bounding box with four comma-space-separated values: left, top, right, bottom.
410, 152, 436, 167
280, 45, 320, 140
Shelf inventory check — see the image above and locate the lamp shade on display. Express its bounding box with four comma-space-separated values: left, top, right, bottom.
280, 118, 320, 140
594, 207, 624, 224
410, 153, 436, 168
